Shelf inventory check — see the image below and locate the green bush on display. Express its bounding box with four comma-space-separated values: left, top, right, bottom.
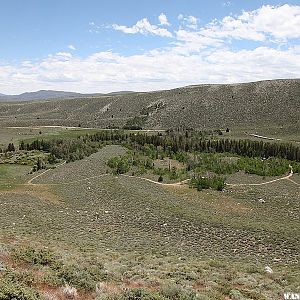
56, 264, 106, 291
107, 157, 130, 174
121, 289, 163, 300
160, 284, 199, 300
12, 247, 57, 267
2, 269, 35, 287
190, 176, 226, 191
237, 157, 290, 176
0, 280, 41, 300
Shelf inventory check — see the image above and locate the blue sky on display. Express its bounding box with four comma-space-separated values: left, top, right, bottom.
0, 0, 300, 93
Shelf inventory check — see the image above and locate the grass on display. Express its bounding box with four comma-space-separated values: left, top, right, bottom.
0, 127, 107, 149
0, 164, 31, 190
0, 164, 31, 181
222, 124, 300, 144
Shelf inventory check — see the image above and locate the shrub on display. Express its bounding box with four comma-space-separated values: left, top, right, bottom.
0, 280, 41, 300
56, 264, 106, 291
107, 157, 130, 174
159, 284, 199, 300
3, 269, 35, 286
122, 289, 163, 300
12, 247, 57, 267
189, 176, 226, 191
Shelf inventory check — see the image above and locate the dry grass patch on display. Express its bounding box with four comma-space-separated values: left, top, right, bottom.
165, 185, 253, 215
0, 184, 62, 205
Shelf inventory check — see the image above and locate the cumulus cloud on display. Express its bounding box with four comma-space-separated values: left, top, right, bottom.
186, 16, 198, 29
112, 18, 172, 37
180, 15, 198, 29
1, 45, 299, 94
174, 29, 223, 54
158, 13, 170, 26
172, 4, 300, 55
201, 4, 300, 41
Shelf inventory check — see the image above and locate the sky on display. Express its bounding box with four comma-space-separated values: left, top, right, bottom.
0, 0, 300, 94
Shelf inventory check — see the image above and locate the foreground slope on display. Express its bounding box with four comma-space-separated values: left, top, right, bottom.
0, 79, 299, 129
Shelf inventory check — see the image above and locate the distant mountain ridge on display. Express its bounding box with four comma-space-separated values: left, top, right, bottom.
0, 79, 299, 130
0, 90, 136, 101
0, 90, 85, 101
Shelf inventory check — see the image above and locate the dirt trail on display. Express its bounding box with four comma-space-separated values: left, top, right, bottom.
26, 164, 298, 188
246, 133, 282, 141
120, 166, 299, 188
227, 165, 298, 187
27, 161, 66, 185
119, 174, 190, 186
10, 161, 299, 189
246, 132, 300, 144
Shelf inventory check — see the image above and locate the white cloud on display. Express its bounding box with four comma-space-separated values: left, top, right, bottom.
112, 18, 172, 37
68, 45, 76, 51
185, 16, 198, 29
158, 13, 170, 26
1, 45, 299, 94
201, 4, 300, 41
51, 52, 73, 59
178, 15, 199, 30
172, 4, 300, 56
174, 29, 223, 54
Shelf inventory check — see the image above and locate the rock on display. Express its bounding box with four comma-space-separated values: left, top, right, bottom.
273, 258, 281, 262
0, 262, 6, 272
265, 266, 273, 274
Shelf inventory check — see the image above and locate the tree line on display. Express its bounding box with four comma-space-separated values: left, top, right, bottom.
19, 130, 300, 164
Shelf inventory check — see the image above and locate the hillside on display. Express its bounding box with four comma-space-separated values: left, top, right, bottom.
0, 127, 299, 299
0, 79, 299, 129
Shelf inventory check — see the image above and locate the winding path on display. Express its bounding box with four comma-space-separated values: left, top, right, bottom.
18, 161, 300, 189
26, 161, 66, 185
227, 165, 299, 187
121, 166, 299, 188
119, 174, 190, 186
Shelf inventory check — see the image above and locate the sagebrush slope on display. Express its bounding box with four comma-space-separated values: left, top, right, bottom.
0, 79, 299, 129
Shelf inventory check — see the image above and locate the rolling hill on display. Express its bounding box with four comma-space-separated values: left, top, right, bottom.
0, 79, 299, 130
